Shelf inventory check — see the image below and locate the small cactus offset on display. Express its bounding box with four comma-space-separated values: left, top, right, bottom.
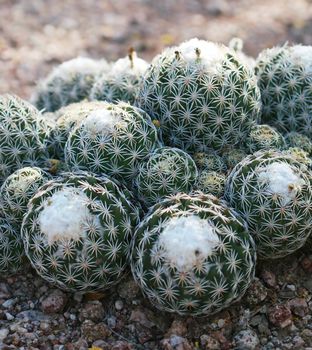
244, 124, 286, 153
0, 167, 51, 226
131, 193, 256, 316
137, 38, 261, 153
21, 172, 141, 292
283, 147, 312, 169
134, 147, 198, 208
32, 57, 110, 112
0, 218, 25, 274
65, 101, 160, 184
194, 170, 226, 197
225, 150, 312, 259
222, 148, 248, 173
0, 94, 50, 183
256, 44, 312, 137
90, 49, 149, 105
284, 132, 312, 157
192, 151, 227, 173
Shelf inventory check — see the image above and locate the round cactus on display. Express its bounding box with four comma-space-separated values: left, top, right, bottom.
134, 147, 198, 207
0, 218, 25, 274
32, 57, 110, 112
0, 94, 50, 183
244, 124, 286, 153
137, 38, 261, 153
195, 170, 226, 197
65, 102, 160, 184
192, 151, 227, 173
90, 49, 149, 105
0, 167, 51, 226
284, 132, 312, 157
130, 193, 256, 316
46, 101, 109, 159
224, 150, 312, 259
256, 45, 312, 136
21, 172, 140, 292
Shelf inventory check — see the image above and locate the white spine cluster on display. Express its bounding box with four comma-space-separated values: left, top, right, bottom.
50, 57, 106, 81
179, 38, 227, 71
258, 162, 304, 204
83, 108, 126, 136
290, 45, 312, 74
38, 187, 92, 244
157, 215, 220, 271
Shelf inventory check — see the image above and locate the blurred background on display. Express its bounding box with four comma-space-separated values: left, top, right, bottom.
0, 0, 311, 99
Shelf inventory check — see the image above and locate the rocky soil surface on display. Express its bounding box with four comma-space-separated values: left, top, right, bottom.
1, 249, 312, 349
1, 0, 312, 349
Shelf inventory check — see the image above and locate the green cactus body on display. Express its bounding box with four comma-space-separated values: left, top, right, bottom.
0, 218, 25, 274
222, 148, 248, 173
90, 50, 149, 105
224, 150, 312, 259
256, 45, 312, 136
21, 172, 140, 292
137, 38, 261, 153
195, 170, 226, 197
32, 57, 110, 112
244, 124, 286, 153
65, 102, 160, 184
193, 151, 227, 173
0, 95, 50, 183
134, 147, 198, 207
131, 193, 256, 316
46, 101, 109, 160
0, 167, 51, 226
284, 132, 312, 157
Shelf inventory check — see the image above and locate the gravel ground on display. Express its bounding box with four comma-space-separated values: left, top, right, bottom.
1, 0, 312, 349
2, 249, 312, 349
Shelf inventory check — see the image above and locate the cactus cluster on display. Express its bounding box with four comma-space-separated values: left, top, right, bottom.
0, 94, 50, 183
33, 57, 109, 112
134, 147, 198, 208
137, 38, 261, 153
21, 172, 140, 292
65, 101, 160, 184
225, 150, 312, 259
90, 49, 149, 105
256, 45, 312, 137
2, 38, 312, 319
131, 193, 256, 316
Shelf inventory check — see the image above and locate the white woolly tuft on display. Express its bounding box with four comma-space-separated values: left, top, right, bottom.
83, 108, 124, 135
258, 162, 304, 204
178, 38, 227, 70
38, 187, 92, 244
290, 45, 312, 74
157, 215, 220, 271
112, 53, 149, 77
50, 57, 107, 80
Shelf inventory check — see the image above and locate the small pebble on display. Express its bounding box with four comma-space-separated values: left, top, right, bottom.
234, 329, 260, 350
5, 312, 15, 320
2, 299, 16, 308
115, 300, 124, 311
